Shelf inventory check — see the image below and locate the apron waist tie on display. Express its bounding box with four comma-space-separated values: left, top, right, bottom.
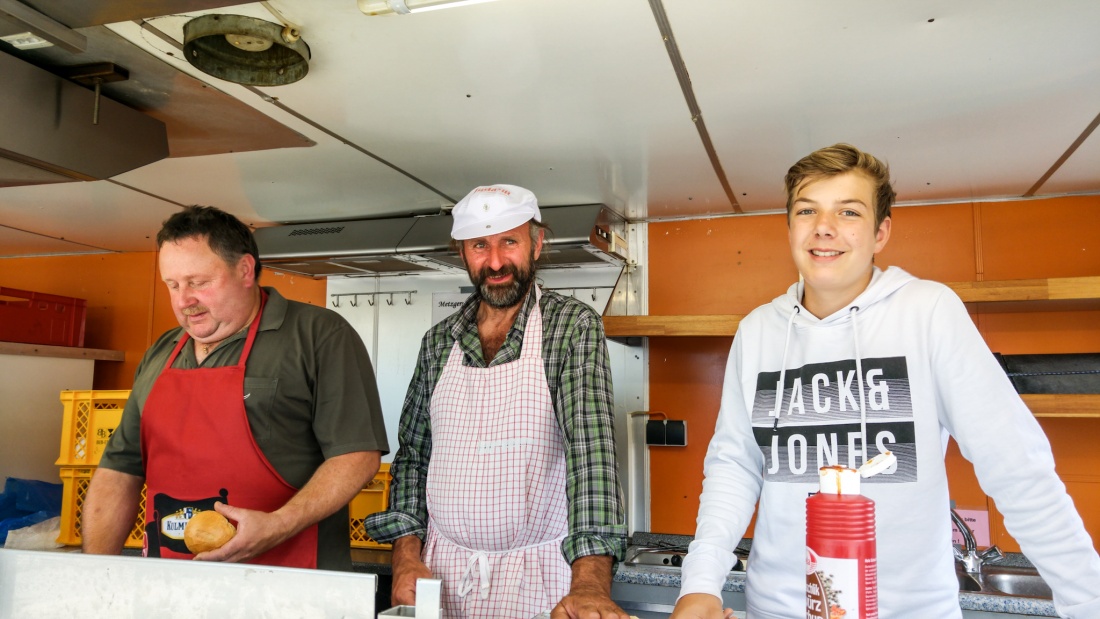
451, 535, 567, 601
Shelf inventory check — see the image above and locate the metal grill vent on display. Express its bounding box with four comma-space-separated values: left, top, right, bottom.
288, 226, 345, 237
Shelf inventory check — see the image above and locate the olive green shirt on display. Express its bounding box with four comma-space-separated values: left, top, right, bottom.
99, 287, 389, 570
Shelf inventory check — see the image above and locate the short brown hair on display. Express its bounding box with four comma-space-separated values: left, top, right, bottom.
784, 143, 895, 228
157, 205, 262, 281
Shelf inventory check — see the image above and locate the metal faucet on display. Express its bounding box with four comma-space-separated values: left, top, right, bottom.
951, 508, 1003, 574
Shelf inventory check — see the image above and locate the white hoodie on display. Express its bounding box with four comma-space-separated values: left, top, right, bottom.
679, 266, 1100, 618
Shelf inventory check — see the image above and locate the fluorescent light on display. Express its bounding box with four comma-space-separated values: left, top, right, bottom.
0, 31, 53, 50
357, 0, 502, 16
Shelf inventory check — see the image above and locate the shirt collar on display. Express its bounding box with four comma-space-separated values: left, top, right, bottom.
450, 285, 537, 337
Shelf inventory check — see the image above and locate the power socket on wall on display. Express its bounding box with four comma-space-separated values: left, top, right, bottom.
645, 419, 687, 447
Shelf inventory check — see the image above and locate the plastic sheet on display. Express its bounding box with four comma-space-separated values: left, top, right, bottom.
0, 478, 62, 545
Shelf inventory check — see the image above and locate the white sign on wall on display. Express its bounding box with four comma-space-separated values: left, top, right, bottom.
432, 292, 469, 325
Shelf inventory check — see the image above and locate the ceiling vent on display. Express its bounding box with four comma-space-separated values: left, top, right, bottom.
182, 14, 310, 86
0, 52, 168, 187
255, 204, 629, 278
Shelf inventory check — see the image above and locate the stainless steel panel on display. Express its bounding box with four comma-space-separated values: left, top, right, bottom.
0, 51, 168, 181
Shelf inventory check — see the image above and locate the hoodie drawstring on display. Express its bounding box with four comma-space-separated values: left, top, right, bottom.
772, 306, 800, 430
850, 305, 868, 466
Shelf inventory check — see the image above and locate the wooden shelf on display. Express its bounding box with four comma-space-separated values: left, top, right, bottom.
0, 341, 124, 361
603, 315, 742, 338
949, 275, 1100, 303
1021, 394, 1100, 418
603, 276, 1100, 338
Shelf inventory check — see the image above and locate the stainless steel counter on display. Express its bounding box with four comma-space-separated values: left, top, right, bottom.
0, 547, 378, 618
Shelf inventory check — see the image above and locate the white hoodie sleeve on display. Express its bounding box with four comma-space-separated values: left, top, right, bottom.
929, 287, 1100, 617
678, 331, 765, 600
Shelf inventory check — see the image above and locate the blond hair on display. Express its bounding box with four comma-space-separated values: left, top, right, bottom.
784, 143, 895, 228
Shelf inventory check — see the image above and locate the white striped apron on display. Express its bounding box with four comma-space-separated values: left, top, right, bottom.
424, 288, 572, 618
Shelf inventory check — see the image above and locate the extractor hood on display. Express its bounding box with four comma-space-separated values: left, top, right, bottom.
255, 204, 629, 278
0, 52, 169, 187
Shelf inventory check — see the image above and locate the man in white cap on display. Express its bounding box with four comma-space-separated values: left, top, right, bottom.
365, 184, 629, 618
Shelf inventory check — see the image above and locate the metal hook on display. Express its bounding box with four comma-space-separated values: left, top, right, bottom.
386, 293, 395, 306
331, 296, 340, 308
405, 293, 413, 305
349, 295, 358, 307
591, 288, 598, 301
368, 296, 375, 307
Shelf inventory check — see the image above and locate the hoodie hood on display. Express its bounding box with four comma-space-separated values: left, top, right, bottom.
771, 265, 918, 325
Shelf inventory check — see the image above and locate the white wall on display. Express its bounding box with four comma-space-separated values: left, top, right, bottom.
0, 354, 94, 483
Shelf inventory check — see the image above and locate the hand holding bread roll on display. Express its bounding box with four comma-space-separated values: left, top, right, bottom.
184, 509, 237, 554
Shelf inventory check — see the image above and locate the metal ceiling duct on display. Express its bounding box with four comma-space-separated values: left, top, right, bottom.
255, 204, 629, 278
0, 51, 168, 187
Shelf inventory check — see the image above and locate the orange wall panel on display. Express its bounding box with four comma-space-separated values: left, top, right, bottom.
648, 337, 731, 534
878, 203, 977, 283
648, 215, 795, 316
978, 197, 1100, 280
978, 310, 1100, 355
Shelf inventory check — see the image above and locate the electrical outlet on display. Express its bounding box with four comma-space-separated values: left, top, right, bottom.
645, 420, 666, 445
645, 419, 687, 446
665, 420, 687, 446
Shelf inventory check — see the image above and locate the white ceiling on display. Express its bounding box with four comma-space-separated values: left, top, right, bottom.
2, 0, 1099, 258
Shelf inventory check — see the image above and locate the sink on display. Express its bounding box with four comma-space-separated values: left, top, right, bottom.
980, 566, 1053, 599
623, 548, 746, 571
955, 565, 1053, 600
625, 549, 687, 567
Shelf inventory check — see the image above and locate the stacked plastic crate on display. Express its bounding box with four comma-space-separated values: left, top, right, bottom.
55, 390, 145, 548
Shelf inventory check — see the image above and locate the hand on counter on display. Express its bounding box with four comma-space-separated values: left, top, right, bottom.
670, 593, 735, 619
551, 555, 631, 619
391, 535, 435, 606
551, 591, 630, 619
192, 501, 293, 563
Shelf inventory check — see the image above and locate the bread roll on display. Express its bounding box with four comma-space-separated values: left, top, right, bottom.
184, 510, 236, 554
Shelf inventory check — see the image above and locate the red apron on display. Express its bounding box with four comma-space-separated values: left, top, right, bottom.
140, 291, 318, 567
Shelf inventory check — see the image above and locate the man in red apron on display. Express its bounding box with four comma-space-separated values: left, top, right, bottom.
84, 205, 389, 570
365, 185, 629, 617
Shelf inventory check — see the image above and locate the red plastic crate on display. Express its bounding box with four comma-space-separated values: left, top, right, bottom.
0, 286, 86, 347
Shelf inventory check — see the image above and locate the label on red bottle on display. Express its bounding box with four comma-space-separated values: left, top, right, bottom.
806, 549, 877, 619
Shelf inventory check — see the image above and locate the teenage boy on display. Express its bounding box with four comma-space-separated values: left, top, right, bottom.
671, 144, 1100, 618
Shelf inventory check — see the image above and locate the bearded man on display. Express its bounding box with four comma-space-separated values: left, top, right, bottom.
365, 184, 628, 619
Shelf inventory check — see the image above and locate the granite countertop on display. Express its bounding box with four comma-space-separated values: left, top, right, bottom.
616, 534, 1057, 618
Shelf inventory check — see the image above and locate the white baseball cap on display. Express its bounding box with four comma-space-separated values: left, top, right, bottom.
451, 184, 541, 240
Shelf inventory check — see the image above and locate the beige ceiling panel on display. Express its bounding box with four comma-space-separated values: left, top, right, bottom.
664, 0, 1100, 210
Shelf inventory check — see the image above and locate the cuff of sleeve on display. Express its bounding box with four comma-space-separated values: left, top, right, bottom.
562, 532, 628, 564
677, 545, 736, 601
362, 510, 425, 544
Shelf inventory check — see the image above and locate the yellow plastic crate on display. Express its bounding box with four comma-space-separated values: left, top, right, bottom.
57, 466, 146, 549
349, 464, 392, 549
56, 390, 131, 467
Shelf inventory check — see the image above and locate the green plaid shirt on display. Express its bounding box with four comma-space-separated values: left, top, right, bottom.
363, 286, 626, 563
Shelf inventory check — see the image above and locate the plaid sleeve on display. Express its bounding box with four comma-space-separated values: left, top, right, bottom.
363, 333, 437, 543
555, 308, 628, 563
